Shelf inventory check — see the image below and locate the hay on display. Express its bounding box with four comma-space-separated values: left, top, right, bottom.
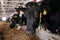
0, 21, 40, 40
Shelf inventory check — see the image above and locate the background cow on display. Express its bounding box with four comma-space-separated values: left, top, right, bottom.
40, 0, 60, 34
10, 6, 26, 30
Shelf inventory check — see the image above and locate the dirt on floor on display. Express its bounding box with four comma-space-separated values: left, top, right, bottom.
0, 21, 40, 40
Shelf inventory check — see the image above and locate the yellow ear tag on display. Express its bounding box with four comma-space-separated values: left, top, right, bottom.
40, 12, 42, 19
40, 12, 42, 22
43, 9, 47, 15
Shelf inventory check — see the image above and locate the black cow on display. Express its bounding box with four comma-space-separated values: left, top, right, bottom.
25, 2, 40, 34
9, 14, 20, 28
15, 6, 27, 25
40, 0, 60, 34
10, 6, 27, 29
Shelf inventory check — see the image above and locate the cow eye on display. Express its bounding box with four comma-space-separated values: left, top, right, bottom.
14, 16, 17, 18
28, 6, 30, 8
32, 6, 35, 7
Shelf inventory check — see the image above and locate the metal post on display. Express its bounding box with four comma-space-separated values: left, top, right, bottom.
1, 0, 5, 15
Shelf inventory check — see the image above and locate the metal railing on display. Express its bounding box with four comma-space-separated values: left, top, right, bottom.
0, 0, 29, 18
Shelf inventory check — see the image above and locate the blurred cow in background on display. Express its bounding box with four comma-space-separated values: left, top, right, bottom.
15, 6, 27, 25
39, 0, 60, 34
9, 6, 27, 30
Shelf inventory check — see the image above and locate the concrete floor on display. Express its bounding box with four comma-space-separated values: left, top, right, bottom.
36, 26, 60, 40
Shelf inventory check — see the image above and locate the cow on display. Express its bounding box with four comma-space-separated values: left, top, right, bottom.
39, 0, 60, 34
24, 2, 40, 35
10, 6, 27, 30
15, 6, 27, 25
9, 14, 20, 28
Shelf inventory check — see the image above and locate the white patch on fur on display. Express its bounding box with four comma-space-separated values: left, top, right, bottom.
17, 26, 21, 30
38, 26, 40, 29
19, 14, 22, 17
